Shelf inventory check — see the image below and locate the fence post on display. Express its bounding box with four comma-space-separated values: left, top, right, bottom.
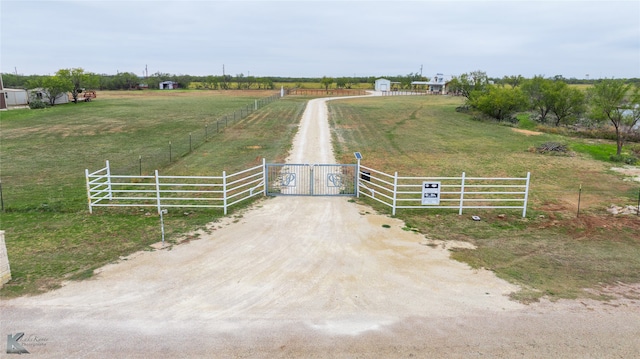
255, 100, 258, 110
522, 172, 531, 218
262, 158, 267, 196
154, 170, 162, 215
205, 124, 208, 139
85, 169, 93, 214
392, 171, 398, 216
189, 133, 192, 152
459, 172, 466, 215
169, 141, 172, 163
105, 160, 113, 200
139, 155, 142, 176
154, 169, 166, 244
355, 158, 361, 198
223, 170, 228, 215
577, 184, 582, 218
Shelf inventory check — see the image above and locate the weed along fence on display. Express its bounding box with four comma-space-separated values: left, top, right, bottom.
86, 160, 265, 215
86, 159, 531, 218
356, 164, 531, 217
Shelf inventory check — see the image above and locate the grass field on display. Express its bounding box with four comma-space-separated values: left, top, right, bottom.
328, 95, 640, 302
1, 91, 639, 302
0, 90, 306, 296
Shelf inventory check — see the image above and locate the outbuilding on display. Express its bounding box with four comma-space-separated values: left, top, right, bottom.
28, 88, 70, 105
374, 78, 391, 92
159, 81, 179, 90
2, 88, 29, 108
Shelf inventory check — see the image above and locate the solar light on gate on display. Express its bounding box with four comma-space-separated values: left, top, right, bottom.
354, 152, 362, 160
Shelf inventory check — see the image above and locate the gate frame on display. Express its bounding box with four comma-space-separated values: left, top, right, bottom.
265, 162, 357, 196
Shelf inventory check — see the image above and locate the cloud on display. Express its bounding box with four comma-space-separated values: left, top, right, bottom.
1, 0, 638, 78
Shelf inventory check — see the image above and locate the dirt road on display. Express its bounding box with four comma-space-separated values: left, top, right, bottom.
2, 95, 639, 358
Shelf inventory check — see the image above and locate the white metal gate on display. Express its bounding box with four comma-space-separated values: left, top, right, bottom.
265, 163, 357, 196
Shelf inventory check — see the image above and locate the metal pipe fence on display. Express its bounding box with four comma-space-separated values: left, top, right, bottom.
356, 164, 531, 217
86, 160, 265, 215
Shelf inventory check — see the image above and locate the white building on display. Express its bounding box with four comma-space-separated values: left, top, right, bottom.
159, 81, 179, 90
416, 73, 452, 94
374, 78, 391, 92
2, 88, 29, 108
28, 88, 70, 105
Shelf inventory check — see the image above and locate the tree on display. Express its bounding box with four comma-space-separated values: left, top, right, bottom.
549, 82, 585, 127
471, 85, 527, 121
320, 76, 333, 92
245, 75, 256, 89
258, 77, 274, 90
221, 74, 232, 90
588, 79, 640, 155
235, 73, 245, 89
113, 72, 139, 90
502, 75, 524, 88
521, 76, 555, 122
29, 75, 73, 106
449, 70, 489, 100
56, 68, 97, 103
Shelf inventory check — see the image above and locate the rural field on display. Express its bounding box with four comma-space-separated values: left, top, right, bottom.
328, 95, 640, 301
0, 89, 307, 296
1, 90, 639, 303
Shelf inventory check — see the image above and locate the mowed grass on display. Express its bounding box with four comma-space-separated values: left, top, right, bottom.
328, 95, 640, 302
0, 90, 306, 297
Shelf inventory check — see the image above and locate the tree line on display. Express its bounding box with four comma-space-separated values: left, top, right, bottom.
1, 71, 433, 91
4, 68, 638, 159
449, 71, 640, 157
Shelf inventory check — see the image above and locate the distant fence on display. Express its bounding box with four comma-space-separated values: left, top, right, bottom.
111, 92, 281, 175
286, 88, 368, 96
356, 164, 531, 217
380, 90, 430, 96
86, 160, 265, 215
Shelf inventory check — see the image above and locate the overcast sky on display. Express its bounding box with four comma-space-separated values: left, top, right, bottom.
1, 0, 638, 79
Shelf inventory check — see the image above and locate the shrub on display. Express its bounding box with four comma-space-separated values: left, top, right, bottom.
609, 154, 638, 165
28, 98, 49, 109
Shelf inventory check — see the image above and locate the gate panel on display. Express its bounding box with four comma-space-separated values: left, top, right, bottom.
314, 164, 356, 196
266, 163, 356, 196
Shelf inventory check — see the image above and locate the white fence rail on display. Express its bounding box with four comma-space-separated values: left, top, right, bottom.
86, 159, 531, 218
356, 164, 530, 217
85, 160, 265, 215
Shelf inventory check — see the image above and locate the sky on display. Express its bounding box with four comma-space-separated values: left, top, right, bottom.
1, 0, 639, 79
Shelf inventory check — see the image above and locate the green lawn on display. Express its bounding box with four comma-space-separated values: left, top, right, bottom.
328, 95, 640, 302
0, 90, 306, 297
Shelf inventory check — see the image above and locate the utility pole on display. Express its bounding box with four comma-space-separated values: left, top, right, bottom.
420, 64, 423, 77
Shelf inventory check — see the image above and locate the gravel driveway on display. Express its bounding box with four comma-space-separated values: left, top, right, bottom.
2, 94, 639, 358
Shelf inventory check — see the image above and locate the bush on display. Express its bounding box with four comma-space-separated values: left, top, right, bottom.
28, 99, 49, 109
609, 154, 638, 165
